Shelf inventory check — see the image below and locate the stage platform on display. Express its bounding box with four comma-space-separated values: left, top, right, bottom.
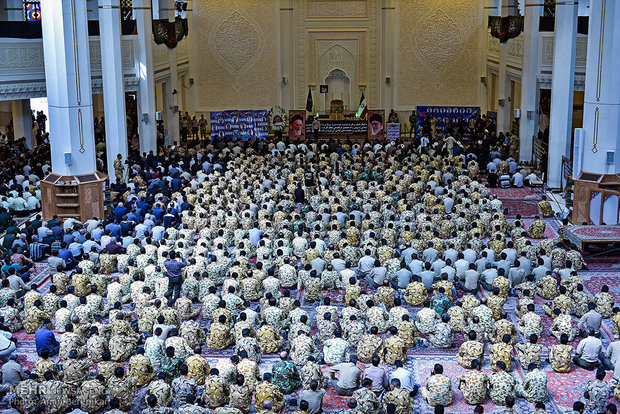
565, 224, 620, 250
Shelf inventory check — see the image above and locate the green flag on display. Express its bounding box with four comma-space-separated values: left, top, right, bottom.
306, 87, 313, 113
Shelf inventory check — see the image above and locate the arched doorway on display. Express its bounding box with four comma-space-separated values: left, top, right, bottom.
325, 69, 351, 113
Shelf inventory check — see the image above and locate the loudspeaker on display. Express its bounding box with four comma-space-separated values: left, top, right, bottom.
142, 113, 149, 123
498, 99, 505, 107
282, 76, 287, 85
173, 105, 179, 113
64, 152, 71, 165
155, 112, 162, 121
386, 76, 391, 84
607, 150, 614, 164
514, 109, 521, 119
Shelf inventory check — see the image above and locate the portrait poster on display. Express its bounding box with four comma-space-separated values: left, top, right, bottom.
288, 110, 306, 140
367, 109, 385, 139
253, 110, 269, 140
239, 110, 254, 141
224, 110, 240, 140
415, 106, 480, 139
210, 111, 226, 141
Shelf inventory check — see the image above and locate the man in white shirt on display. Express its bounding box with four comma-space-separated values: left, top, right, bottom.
487, 160, 497, 173
512, 171, 524, 187
357, 251, 375, 277
390, 360, 418, 392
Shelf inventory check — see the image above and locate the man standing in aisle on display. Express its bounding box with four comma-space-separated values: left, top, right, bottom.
409, 110, 417, 138
164, 251, 186, 300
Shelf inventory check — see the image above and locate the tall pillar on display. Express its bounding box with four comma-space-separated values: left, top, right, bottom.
495, 0, 511, 134
519, 3, 541, 162
160, 0, 179, 144
133, 0, 158, 155
581, 0, 620, 173
166, 63, 180, 144
40, 0, 97, 175
547, 2, 578, 188
11, 100, 34, 149
99, 0, 128, 184
380, 0, 396, 112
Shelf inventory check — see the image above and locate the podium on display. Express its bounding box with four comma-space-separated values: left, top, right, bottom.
330, 99, 345, 120
571, 172, 620, 224
40, 172, 108, 222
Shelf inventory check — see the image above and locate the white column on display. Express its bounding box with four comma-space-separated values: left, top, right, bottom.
581, 0, 620, 173
495, 0, 511, 134
279, 0, 295, 110
133, 0, 158, 155
99, 0, 128, 184
11, 100, 33, 149
547, 2, 578, 188
166, 57, 180, 144
519, 3, 541, 162
160, 0, 179, 144
40, 0, 97, 175
380, 0, 396, 112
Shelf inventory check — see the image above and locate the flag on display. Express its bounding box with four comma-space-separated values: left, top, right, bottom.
306, 87, 313, 114
356, 92, 367, 120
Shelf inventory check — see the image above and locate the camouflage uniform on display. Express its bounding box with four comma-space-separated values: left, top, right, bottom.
457, 340, 485, 369
78, 379, 108, 413
128, 353, 156, 386
548, 344, 573, 373
352, 386, 380, 414
108, 375, 137, 411
357, 334, 384, 364
489, 370, 516, 405
255, 381, 285, 412
458, 370, 489, 405
382, 387, 412, 414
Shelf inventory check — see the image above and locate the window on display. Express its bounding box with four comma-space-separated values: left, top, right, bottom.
23, 1, 41, 21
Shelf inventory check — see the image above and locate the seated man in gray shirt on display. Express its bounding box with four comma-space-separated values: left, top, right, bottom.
573, 328, 603, 370
329, 356, 362, 396
366, 260, 387, 289
578, 303, 603, 336
460, 263, 480, 293
300, 379, 326, 414
0, 354, 25, 392
599, 335, 620, 379
393, 262, 412, 290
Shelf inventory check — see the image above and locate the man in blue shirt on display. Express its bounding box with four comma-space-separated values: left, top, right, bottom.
91, 224, 105, 242
105, 221, 122, 240
162, 209, 177, 228
35, 320, 59, 356
152, 205, 165, 223
164, 251, 186, 299
249, 226, 263, 247
58, 242, 78, 270
114, 203, 128, 223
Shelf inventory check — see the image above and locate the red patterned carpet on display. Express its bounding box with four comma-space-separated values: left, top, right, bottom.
6, 190, 620, 414
490, 187, 539, 200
